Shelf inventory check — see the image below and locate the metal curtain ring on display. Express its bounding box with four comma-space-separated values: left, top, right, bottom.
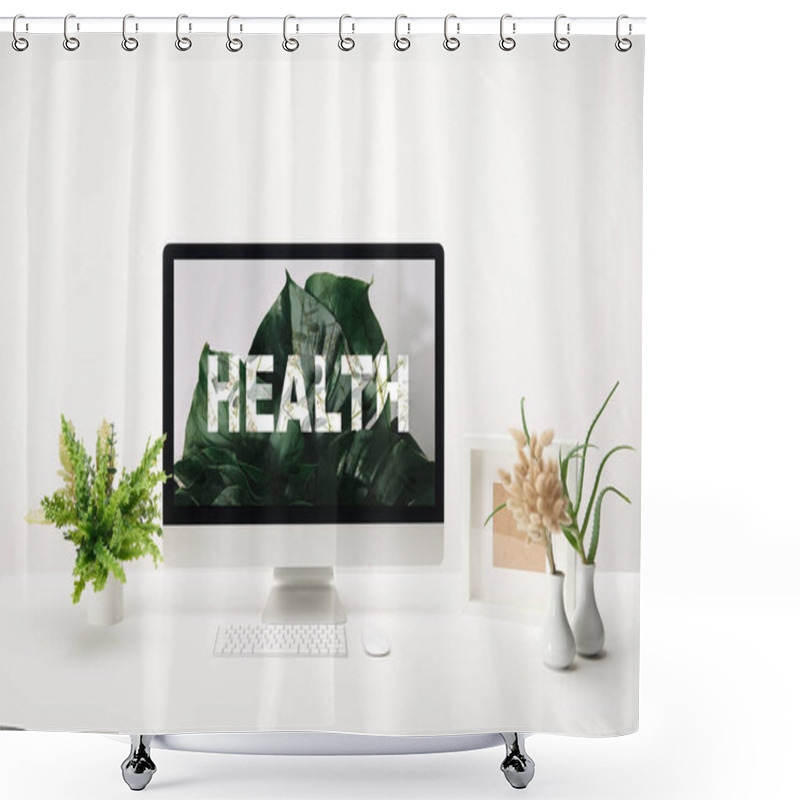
499, 14, 515, 51
394, 14, 410, 51
443, 14, 460, 51
226, 15, 243, 52
283, 15, 299, 52
338, 14, 355, 51
12, 14, 29, 51
122, 14, 139, 51
63, 13, 80, 51
615, 14, 632, 51
553, 14, 570, 52
175, 14, 192, 50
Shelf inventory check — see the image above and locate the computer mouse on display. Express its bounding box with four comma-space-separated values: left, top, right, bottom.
361, 626, 391, 657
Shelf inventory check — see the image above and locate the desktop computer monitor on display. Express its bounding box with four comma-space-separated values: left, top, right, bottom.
162, 243, 444, 621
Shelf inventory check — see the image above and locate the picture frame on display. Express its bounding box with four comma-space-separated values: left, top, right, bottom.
462, 435, 578, 621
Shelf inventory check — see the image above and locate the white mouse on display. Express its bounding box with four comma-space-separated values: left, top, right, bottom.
361, 626, 391, 657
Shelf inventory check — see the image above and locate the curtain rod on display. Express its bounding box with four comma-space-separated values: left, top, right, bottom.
1, 16, 646, 36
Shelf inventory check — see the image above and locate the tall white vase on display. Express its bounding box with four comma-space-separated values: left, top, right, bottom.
86, 575, 124, 627
572, 561, 605, 656
542, 571, 575, 670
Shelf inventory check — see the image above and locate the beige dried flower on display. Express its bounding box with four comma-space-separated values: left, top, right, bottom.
499, 427, 569, 572
57, 419, 77, 503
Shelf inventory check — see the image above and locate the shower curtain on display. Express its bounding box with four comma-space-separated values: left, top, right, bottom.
1, 26, 644, 739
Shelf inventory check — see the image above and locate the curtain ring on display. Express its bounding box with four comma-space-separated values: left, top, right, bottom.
615, 14, 632, 51
338, 14, 355, 51
553, 14, 570, 52
226, 15, 243, 52
63, 13, 80, 51
121, 14, 139, 51
283, 15, 299, 52
394, 14, 410, 51
175, 14, 192, 51
443, 14, 460, 51
12, 14, 29, 52
499, 14, 515, 51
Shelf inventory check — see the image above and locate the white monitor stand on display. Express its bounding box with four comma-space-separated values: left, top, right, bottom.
261, 567, 346, 624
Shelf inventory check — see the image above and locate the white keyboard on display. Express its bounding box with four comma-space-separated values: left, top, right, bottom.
214, 623, 348, 658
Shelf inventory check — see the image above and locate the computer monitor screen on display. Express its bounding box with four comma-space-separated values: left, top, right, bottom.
163, 243, 444, 526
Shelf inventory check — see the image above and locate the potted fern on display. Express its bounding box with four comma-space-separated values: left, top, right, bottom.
558, 382, 633, 656
27, 416, 167, 626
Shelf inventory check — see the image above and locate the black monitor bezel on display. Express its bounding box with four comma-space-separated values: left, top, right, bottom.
163, 243, 444, 525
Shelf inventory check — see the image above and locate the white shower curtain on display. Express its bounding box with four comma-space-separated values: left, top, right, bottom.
1, 28, 643, 737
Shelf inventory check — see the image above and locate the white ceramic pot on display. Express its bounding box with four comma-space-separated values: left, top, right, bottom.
542, 571, 575, 670
86, 575, 124, 627
572, 561, 605, 656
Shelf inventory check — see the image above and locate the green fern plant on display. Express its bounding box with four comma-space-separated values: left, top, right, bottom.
558, 382, 633, 565
27, 416, 167, 603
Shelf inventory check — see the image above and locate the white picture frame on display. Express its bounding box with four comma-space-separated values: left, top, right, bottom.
462, 435, 578, 622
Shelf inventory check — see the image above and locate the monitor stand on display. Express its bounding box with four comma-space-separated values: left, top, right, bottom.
261, 567, 346, 624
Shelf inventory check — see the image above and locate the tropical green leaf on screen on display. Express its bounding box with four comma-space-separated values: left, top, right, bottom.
174, 272, 435, 508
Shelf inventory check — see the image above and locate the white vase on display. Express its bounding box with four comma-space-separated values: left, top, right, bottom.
542, 571, 575, 670
572, 561, 605, 656
86, 575, 124, 627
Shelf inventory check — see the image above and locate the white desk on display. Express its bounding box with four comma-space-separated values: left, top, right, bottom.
0, 571, 639, 736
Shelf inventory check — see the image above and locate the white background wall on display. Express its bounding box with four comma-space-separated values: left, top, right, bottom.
1, 1, 798, 799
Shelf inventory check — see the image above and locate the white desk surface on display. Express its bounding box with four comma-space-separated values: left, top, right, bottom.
0, 570, 639, 737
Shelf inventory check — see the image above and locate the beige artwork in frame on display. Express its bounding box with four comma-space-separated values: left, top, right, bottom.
463, 435, 577, 621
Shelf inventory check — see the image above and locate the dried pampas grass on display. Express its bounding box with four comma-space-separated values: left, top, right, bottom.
499, 427, 569, 573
